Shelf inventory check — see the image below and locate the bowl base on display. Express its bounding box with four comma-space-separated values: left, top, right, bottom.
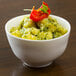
23, 61, 53, 68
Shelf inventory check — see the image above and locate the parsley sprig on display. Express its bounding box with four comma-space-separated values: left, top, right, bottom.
39, 4, 48, 14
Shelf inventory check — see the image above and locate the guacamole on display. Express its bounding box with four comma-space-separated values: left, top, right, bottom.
10, 16, 67, 40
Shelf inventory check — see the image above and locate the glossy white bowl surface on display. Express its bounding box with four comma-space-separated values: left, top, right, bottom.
5, 14, 71, 68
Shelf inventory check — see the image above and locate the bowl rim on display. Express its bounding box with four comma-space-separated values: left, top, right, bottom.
5, 14, 71, 42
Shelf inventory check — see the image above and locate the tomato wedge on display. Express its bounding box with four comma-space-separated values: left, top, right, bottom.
30, 2, 51, 22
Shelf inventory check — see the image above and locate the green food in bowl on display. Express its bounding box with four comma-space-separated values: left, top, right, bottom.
10, 16, 67, 40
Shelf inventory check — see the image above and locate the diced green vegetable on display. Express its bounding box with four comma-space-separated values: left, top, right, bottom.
10, 16, 67, 40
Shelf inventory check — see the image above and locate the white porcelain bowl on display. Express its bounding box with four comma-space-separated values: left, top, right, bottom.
5, 15, 71, 68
